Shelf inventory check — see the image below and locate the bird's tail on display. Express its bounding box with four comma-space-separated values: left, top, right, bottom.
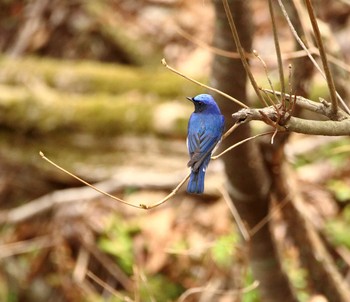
188, 155, 212, 194
187, 167, 206, 194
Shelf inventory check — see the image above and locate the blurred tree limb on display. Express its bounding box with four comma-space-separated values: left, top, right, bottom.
211, 1, 298, 301
211, 1, 350, 302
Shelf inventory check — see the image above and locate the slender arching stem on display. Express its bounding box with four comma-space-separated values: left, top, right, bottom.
304, 0, 338, 115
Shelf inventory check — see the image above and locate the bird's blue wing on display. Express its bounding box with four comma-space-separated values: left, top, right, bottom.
187, 115, 223, 172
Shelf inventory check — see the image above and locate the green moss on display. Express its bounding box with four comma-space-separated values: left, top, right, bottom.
326, 205, 350, 249
0, 55, 202, 172
139, 275, 183, 302
210, 233, 238, 268
0, 88, 155, 136
0, 56, 203, 98
327, 180, 350, 203
98, 214, 140, 275
67, 92, 155, 135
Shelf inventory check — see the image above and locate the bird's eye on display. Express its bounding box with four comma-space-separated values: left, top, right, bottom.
197, 101, 203, 106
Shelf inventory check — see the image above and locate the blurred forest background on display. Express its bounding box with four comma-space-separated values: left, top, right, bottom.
0, 0, 350, 301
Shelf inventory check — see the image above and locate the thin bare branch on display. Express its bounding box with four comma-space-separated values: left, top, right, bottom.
39, 152, 142, 209
268, 0, 285, 95
82, 237, 134, 292
176, 27, 350, 75
249, 195, 291, 237
222, 0, 266, 106
211, 131, 275, 160
73, 247, 90, 283
277, 0, 350, 114
253, 50, 279, 106
35, 119, 273, 212
176, 26, 253, 59
219, 185, 250, 241
40, 151, 191, 210
304, 0, 338, 115
177, 280, 259, 302
221, 122, 240, 140
0, 235, 53, 258
87, 271, 134, 302
263, 89, 349, 120
139, 172, 190, 209
177, 25, 350, 76
161, 58, 248, 108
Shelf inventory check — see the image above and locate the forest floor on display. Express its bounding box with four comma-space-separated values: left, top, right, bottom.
0, 1, 350, 301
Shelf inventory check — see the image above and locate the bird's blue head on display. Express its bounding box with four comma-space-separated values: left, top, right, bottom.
186, 94, 222, 114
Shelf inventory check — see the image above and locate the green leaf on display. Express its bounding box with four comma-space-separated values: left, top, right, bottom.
139, 275, 183, 302
210, 233, 238, 268
325, 205, 350, 249
97, 215, 139, 275
327, 180, 350, 202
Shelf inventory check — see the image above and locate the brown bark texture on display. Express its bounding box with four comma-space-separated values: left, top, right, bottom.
210, 1, 298, 301
269, 2, 350, 301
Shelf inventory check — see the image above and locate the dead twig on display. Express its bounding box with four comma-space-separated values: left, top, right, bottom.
0, 235, 53, 258
219, 185, 250, 242
87, 271, 134, 302
161, 58, 248, 109
212, 131, 276, 160
35, 120, 269, 211
177, 280, 259, 302
277, 0, 350, 114
222, 0, 266, 107
304, 0, 338, 115
81, 237, 134, 292
262, 90, 349, 121
268, 0, 285, 96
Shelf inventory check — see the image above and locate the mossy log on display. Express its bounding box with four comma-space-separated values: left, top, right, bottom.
0, 56, 201, 136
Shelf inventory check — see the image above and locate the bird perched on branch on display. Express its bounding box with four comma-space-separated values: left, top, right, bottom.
186, 94, 225, 194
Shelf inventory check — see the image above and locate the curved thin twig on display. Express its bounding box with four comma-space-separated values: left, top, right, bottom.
38, 122, 272, 210
222, 0, 266, 107
212, 131, 276, 160
268, 0, 285, 96
304, 0, 338, 115
40, 151, 190, 210
161, 58, 248, 109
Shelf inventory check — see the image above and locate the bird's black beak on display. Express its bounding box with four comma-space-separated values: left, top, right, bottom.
186, 97, 194, 102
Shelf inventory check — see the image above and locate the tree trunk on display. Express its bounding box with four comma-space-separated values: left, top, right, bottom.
210, 1, 298, 301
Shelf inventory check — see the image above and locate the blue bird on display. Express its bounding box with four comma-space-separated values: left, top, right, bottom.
186, 94, 225, 194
